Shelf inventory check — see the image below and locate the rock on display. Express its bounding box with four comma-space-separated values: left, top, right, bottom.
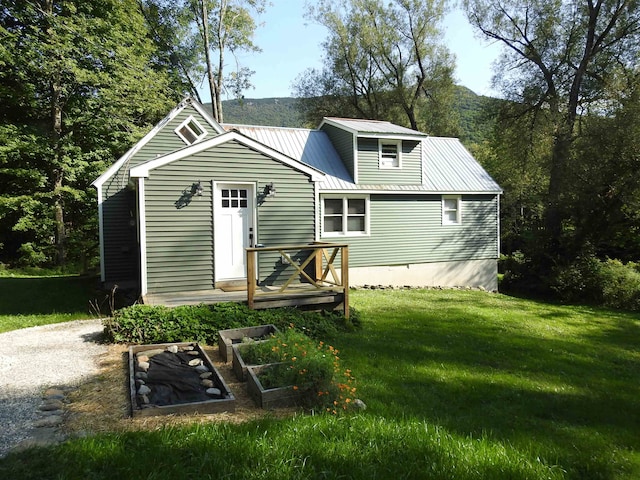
43, 388, 65, 401
166, 345, 178, 354
138, 385, 151, 395
136, 348, 165, 358
195, 365, 209, 373
186, 350, 200, 356
199, 372, 213, 379
138, 361, 150, 372
136, 354, 149, 363
206, 388, 222, 396
135, 379, 146, 386
182, 345, 195, 351
39, 400, 64, 412
33, 415, 63, 428
201, 379, 214, 388
353, 399, 367, 410
140, 394, 150, 405
188, 358, 202, 367
38, 409, 64, 417
135, 371, 148, 380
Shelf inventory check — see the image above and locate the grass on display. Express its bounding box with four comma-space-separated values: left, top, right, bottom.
1, 288, 639, 479
0, 274, 98, 333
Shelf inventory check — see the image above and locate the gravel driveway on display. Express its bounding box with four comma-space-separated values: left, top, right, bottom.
0, 319, 108, 457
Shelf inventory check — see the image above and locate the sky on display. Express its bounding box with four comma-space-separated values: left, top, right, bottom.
201, 1, 503, 101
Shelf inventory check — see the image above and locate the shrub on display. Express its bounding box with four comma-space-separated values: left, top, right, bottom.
103, 303, 360, 344
242, 328, 357, 413
550, 255, 640, 311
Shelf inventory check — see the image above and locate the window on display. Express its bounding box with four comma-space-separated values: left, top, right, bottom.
323, 196, 369, 236
442, 195, 461, 225
221, 188, 248, 209
175, 116, 207, 145
379, 140, 402, 169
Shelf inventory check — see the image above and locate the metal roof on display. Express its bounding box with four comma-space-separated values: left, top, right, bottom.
422, 137, 501, 193
320, 117, 427, 137
222, 124, 501, 194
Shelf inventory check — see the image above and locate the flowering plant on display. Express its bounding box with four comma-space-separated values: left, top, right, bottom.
240, 327, 357, 412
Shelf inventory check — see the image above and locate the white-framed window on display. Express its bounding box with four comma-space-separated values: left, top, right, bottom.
175, 115, 207, 145
442, 195, 462, 225
322, 195, 369, 236
379, 140, 402, 169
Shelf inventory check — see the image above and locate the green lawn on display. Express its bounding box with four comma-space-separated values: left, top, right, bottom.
0, 275, 98, 332
1, 289, 639, 479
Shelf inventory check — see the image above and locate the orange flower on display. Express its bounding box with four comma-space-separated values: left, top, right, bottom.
293, 385, 299, 391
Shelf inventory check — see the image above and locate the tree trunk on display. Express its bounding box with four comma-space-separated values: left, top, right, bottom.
200, 0, 219, 120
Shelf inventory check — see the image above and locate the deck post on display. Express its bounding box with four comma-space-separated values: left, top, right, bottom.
247, 249, 256, 309
342, 245, 349, 319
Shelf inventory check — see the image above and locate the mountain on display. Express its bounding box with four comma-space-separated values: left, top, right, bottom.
207, 87, 498, 145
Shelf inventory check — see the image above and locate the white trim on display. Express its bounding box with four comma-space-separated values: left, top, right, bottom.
352, 134, 359, 184
213, 181, 257, 282
130, 130, 325, 182
496, 194, 501, 257
379, 139, 402, 169
174, 115, 208, 145
92, 97, 223, 189
442, 195, 462, 225
138, 178, 148, 296
318, 188, 502, 195
314, 182, 320, 241
95, 184, 106, 281
320, 194, 370, 238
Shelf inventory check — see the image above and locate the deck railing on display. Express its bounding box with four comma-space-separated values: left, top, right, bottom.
246, 242, 349, 318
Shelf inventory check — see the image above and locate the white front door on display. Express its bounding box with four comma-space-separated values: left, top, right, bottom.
214, 183, 254, 280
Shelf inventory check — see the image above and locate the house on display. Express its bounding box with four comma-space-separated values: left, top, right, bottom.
92, 97, 502, 302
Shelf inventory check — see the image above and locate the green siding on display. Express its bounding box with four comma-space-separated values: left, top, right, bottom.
321, 124, 354, 179
101, 105, 217, 285
320, 194, 498, 268
144, 140, 315, 294
357, 138, 422, 185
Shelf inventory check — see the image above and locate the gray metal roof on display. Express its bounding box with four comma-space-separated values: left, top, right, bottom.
222, 123, 501, 194
321, 117, 427, 137
422, 137, 501, 193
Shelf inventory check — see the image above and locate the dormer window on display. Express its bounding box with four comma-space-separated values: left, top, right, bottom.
175, 116, 207, 145
379, 140, 401, 169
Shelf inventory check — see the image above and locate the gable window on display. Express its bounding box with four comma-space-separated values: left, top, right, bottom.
379, 140, 402, 169
175, 116, 207, 145
442, 195, 461, 225
323, 196, 369, 236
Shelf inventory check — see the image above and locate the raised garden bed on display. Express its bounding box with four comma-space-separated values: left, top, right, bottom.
129, 342, 235, 417
231, 342, 257, 382
217, 324, 278, 363
246, 363, 306, 409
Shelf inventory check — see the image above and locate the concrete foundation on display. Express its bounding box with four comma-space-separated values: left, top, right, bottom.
346, 259, 498, 291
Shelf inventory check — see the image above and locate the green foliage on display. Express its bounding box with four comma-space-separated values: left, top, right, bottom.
296, 0, 457, 133
550, 256, 640, 311
103, 302, 359, 344
0, 0, 179, 268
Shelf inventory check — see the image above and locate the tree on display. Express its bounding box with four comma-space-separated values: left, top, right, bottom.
143, 0, 266, 122
295, 0, 457, 134
0, 0, 178, 268
465, 0, 640, 259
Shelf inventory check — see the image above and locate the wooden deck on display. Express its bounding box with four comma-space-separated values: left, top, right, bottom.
144, 243, 349, 317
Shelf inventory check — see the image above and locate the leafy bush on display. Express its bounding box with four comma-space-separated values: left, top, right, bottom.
242, 328, 357, 412
103, 302, 360, 344
550, 256, 640, 310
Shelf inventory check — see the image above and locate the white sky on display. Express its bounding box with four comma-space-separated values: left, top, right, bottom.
198, 2, 503, 101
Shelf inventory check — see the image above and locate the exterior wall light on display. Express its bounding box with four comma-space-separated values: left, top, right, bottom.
264, 182, 276, 197
191, 181, 203, 196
